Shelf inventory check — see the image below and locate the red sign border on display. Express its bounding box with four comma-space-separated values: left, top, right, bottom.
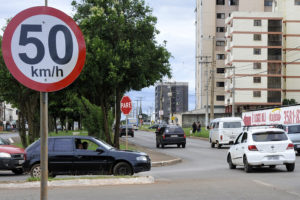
121, 96, 132, 115
2, 6, 86, 92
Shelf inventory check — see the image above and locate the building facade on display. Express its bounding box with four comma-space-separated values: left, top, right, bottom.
155, 82, 188, 123
195, 0, 273, 110
225, 0, 300, 113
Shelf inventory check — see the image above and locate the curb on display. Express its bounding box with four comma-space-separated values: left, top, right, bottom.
0, 176, 155, 189
152, 158, 182, 167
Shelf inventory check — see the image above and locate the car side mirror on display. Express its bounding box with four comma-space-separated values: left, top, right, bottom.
96, 148, 104, 154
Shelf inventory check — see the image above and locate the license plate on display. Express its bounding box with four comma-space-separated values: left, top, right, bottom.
267, 156, 279, 160
18, 160, 25, 165
170, 135, 178, 137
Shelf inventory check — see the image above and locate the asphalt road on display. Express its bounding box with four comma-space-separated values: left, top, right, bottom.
1, 130, 300, 200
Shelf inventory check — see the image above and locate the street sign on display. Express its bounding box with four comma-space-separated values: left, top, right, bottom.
159, 110, 164, 116
121, 96, 132, 115
2, 6, 86, 92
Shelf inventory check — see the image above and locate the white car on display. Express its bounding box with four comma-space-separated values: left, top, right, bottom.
227, 128, 296, 173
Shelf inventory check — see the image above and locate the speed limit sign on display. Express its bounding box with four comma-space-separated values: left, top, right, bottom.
2, 6, 86, 92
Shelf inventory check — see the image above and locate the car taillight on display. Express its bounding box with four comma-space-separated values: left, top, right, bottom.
184, 133, 186, 138
220, 135, 223, 141
287, 143, 294, 150
248, 145, 258, 151
163, 134, 165, 139
24, 154, 26, 160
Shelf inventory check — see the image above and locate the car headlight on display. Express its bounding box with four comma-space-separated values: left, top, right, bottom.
136, 156, 147, 162
0, 152, 11, 158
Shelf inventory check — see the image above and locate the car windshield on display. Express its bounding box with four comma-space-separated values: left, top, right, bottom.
288, 125, 300, 134
94, 138, 114, 150
166, 127, 184, 134
0, 138, 7, 145
252, 131, 288, 142
223, 122, 241, 128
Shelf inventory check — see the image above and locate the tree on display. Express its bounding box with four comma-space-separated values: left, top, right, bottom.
0, 35, 40, 147
72, 0, 171, 147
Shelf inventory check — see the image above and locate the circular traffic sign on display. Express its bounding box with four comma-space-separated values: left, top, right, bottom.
121, 96, 132, 115
2, 6, 86, 92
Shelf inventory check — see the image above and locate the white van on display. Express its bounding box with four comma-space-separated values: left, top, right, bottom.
209, 117, 244, 149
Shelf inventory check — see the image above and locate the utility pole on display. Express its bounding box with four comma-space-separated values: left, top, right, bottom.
232, 66, 235, 117
198, 56, 211, 128
225, 66, 235, 117
159, 82, 163, 123
210, 36, 215, 121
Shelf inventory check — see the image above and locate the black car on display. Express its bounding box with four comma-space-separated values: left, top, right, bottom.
24, 136, 151, 178
119, 125, 134, 137
156, 125, 186, 148
149, 124, 159, 129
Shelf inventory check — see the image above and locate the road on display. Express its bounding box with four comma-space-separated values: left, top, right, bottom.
1, 130, 300, 200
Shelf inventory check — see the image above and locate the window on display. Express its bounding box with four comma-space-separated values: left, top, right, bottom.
254, 20, 262, 26
253, 77, 261, 83
217, 54, 225, 60
217, 13, 225, 19
253, 34, 261, 41
216, 95, 225, 101
253, 63, 262, 69
216, 0, 225, 5
253, 91, 261, 97
223, 122, 241, 128
252, 132, 288, 142
265, 0, 273, 6
54, 139, 73, 152
229, 0, 239, 5
216, 82, 225, 87
253, 48, 261, 55
241, 132, 247, 143
216, 41, 225, 46
217, 68, 225, 73
295, 0, 300, 5
216, 27, 225, 32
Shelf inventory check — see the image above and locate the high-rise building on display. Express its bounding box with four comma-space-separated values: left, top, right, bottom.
225, 0, 300, 113
195, 0, 273, 110
155, 82, 188, 123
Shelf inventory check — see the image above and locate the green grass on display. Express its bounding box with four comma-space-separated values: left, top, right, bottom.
119, 143, 137, 151
183, 128, 209, 138
27, 175, 137, 182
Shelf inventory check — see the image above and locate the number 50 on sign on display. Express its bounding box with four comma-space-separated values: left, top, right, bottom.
2, 6, 86, 92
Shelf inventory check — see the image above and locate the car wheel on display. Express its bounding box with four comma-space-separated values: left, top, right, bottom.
161, 144, 165, 148
227, 154, 236, 169
297, 150, 300, 154
156, 142, 159, 148
177, 144, 180, 148
286, 163, 295, 172
210, 142, 215, 148
113, 162, 133, 176
131, 134, 134, 138
243, 156, 252, 173
12, 168, 23, 175
30, 164, 41, 178
182, 144, 186, 148
217, 141, 222, 149
49, 172, 56, 178
269, 165, 276, 169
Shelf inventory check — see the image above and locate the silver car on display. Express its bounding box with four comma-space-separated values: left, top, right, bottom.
275, 124, 300, 154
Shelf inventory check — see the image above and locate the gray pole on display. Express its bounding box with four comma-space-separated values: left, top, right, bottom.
40, 92, 48, 200
125, 115, 128, 150
210, 36, 215, 121
232, 66, 235, 117
40, 1, 48, 200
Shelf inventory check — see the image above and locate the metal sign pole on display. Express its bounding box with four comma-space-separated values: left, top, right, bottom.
126, 115, 128, 150
40, 92, 48, 200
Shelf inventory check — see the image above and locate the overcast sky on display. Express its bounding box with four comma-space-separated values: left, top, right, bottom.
0, 0, 196, 116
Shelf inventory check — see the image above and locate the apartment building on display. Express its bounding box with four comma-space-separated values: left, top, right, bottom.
155, 82, 188, 122
225, 0, 300, 113
195, 0, 273, 110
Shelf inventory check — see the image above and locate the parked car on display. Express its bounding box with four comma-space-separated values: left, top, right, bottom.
119, 125, 134, 137
274, 124, 300, 154
24, 136, 151, 178
0, 137, 25, 175
149, 124, 159, 129
227, 128, 296, 173
156, 125, 186, 148
209, 117, 244, 149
